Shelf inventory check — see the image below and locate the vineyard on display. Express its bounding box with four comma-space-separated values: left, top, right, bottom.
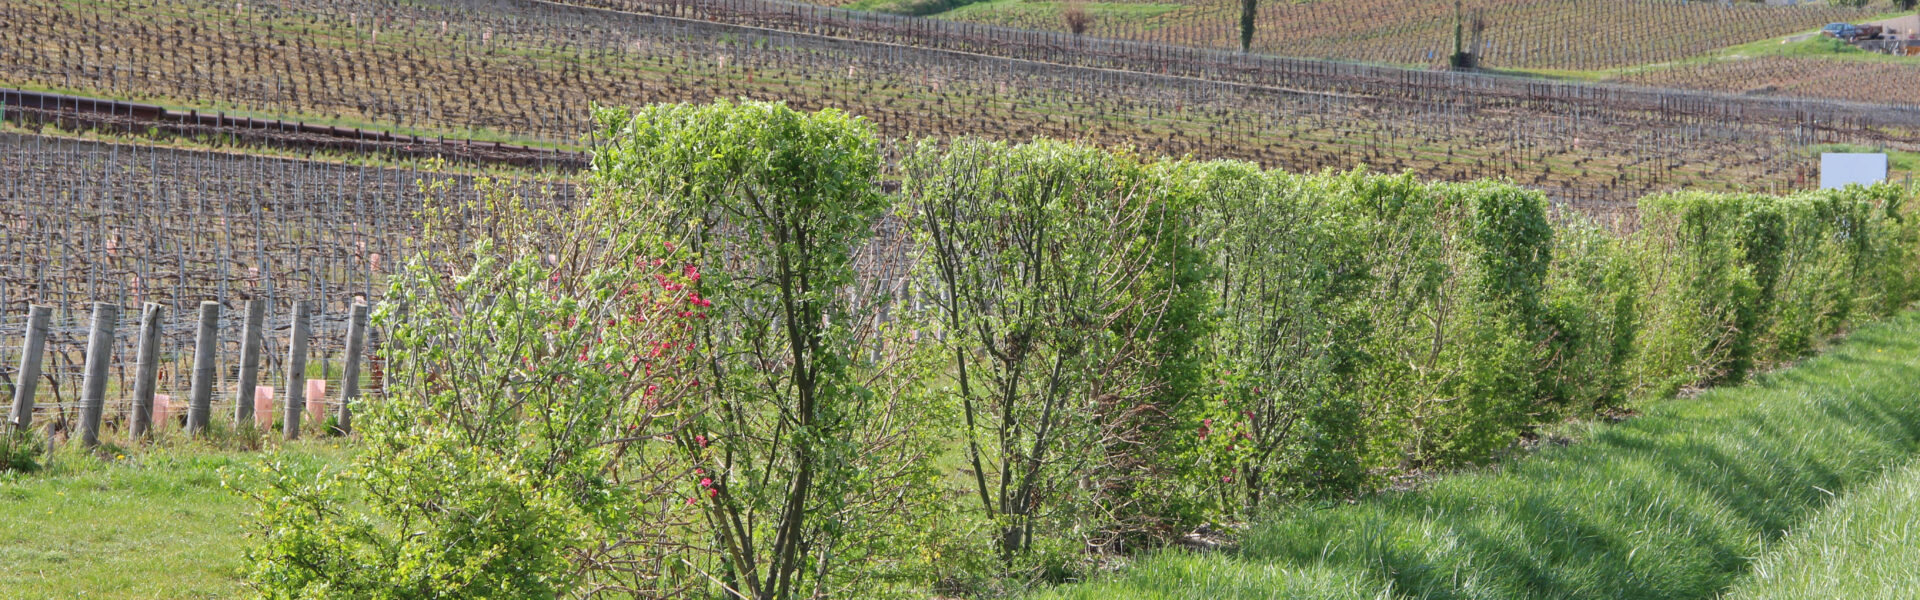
8, 0, 1920, 596
8, 0, 1919, 212
0, 132, 570, 434
878, 0, 1886, 70
1620, 56, 1920, 107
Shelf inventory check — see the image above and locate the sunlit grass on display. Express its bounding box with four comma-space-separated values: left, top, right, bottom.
1723, 455, 1920, 599
0, 440, 348, 599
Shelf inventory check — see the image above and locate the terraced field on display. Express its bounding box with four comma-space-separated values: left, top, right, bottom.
1619, 55, 1920, 107
886, 0, 1884, 70
10, 0, 1916, 213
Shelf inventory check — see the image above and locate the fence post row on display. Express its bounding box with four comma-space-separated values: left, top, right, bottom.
128, 302, 163, 440
6, 305, 51, 432
282, 300, 311, 440
186, 301, 219, 435
234, 298, 265, 427
78, 302, 119, 448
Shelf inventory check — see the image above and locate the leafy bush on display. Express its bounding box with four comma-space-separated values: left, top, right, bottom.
240, 182, 714, 597
902, 138, 1210, 566
590, 100, 949, 598
1540, 220, 1640, 414
1184, 165, 1375, 511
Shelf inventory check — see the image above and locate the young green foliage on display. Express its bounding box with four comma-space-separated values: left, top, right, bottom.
591, 100, 946, 599
903, 138, 1210, 567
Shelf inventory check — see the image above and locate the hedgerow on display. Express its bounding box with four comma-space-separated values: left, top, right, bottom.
239, 101, 1920, 598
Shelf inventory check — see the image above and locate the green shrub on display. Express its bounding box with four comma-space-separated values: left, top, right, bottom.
1541, 220, 1639, 414
240, 196, 712, 598
902, 138, 1211, 568
1632, 192, 1764, 395
590, 100, 949, 598
225, 98, 1920, 597
1184, 165, 1374, 512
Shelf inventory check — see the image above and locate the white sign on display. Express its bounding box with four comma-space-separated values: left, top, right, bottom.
1821, 153, 1888, 189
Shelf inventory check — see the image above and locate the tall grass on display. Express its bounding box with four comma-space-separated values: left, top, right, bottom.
1723, 456, 1920, 599
1034, 310, 1920, 600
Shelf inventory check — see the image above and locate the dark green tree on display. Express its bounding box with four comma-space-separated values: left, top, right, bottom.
1240, 0, 1257, 51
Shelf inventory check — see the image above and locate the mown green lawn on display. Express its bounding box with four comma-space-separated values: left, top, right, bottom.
0, 441, 348, 599
1035, 310, 1920, 599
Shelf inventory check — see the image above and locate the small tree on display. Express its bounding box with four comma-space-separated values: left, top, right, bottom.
1240, 0, 1258, 52
904, 139, 1210, 564
590, 100, 945, 599
1063, 2, 1093, 36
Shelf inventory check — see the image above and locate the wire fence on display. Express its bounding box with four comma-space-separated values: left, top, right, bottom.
0, 300, 376, 439
0, 129, 928, 439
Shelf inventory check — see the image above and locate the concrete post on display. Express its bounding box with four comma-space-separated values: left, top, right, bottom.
337, 302, 369, 436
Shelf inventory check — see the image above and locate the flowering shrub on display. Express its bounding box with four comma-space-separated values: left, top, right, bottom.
238, 176, 722, 597
589, 100, 948, 599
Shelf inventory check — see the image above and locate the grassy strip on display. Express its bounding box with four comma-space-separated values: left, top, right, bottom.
0, 442, 348, 599
1722, 456, 1920, 599
1033, 309, 1920, 600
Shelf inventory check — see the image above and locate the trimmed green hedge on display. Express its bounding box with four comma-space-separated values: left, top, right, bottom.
1179, 166, 1918, 516
243, 100, 1920, 598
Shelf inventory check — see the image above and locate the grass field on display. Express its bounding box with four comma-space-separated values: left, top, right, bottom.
0, 441, 349, 599
1031, 309, 1920, 599
1721, 456, 1920, 599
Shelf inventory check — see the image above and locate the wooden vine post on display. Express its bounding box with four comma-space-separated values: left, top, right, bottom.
78, 302, 119, 448
186, 301, 220, 435
127, 302, 164, 440
281, 300, 311, 440
6, 305, 52, 432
